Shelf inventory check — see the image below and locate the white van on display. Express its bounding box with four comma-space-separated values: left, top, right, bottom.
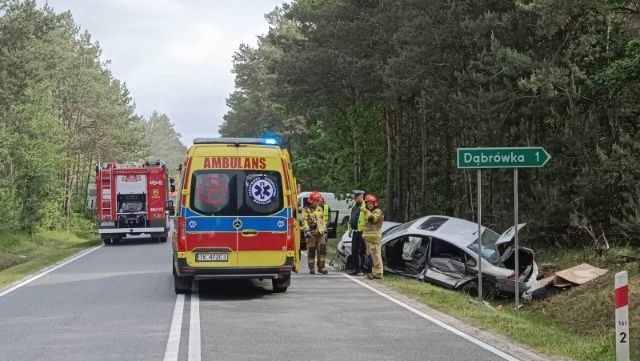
297, 191, 352, 225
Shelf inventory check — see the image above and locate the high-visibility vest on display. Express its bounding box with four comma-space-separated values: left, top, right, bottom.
348, 202, 367, 232
323, 204, 330, 225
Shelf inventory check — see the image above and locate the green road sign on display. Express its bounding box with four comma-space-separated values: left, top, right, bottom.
457, 147, 551, 169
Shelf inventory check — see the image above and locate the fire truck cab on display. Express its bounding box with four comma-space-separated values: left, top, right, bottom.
96, 160, 175, 244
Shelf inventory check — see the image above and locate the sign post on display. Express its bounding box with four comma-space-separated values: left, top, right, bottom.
514, 168, 519, 309
457, 147, 550, 310
477, 169, 482, 302
615, 271, 630, 361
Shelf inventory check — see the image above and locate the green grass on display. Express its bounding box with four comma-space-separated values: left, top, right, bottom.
0, 230, 100, 288
382, 275, 612, 361
325, 228, 636, 360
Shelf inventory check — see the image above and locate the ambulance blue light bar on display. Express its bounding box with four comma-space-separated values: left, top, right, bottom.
193, 137, 281, 146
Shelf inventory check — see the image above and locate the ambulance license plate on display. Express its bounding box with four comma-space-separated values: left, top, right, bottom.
195, 253, 228, 262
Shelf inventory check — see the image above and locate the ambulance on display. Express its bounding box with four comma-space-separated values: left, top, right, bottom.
172, 137, 301, 293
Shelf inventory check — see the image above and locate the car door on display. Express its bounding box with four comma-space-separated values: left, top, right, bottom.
187, 166, 240, 268
401, 235, 430, 276
424, 237, 475, 289
381, 236, 406, 274
236, 167, 288, 268
327, 210, 339, 239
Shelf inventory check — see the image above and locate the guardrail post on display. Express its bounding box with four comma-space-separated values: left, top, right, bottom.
615, 271, 630, 361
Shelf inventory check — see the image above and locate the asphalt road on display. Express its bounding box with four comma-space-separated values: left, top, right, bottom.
0, 237, 533, 361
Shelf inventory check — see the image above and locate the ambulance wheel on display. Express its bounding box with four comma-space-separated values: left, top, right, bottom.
174, 273, 192, 294
272, 274, 290, 293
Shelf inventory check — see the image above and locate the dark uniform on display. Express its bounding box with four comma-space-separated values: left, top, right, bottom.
347, 190, 366, 276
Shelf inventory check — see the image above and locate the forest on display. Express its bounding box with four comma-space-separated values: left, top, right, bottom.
0, 1, 185, 234
221, 0, 640, 247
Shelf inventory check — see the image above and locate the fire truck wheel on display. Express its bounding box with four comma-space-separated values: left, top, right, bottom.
174, 273, 192, 294
272, 274, 290, 293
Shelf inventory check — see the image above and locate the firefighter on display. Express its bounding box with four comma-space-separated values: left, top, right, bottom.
362, 194, 384, 279
347, 190, 366, 276
320, 196, 331, 240
301, 191, 329, 274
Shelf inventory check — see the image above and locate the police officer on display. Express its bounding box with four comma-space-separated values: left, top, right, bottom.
347, 190, 366, 276
362, 194, 384, 279
301, 191, 329, 274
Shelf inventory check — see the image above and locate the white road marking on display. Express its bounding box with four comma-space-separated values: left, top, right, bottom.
344, 274, 521, 361
163, 294, 185, 361
189, 281, 201, 361
0, 245, 103, 298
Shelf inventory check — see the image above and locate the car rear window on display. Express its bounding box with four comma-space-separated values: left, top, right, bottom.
190, 170, 283, 216
467, 229, 501, 265
418, 217, 448, 231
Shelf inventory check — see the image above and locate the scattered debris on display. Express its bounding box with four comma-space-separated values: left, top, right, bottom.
528, 263, 608, 300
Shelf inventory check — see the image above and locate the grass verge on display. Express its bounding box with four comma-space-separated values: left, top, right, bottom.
382, 275, 612, 361
0, 230, 100, 289
326, 230, 636, 361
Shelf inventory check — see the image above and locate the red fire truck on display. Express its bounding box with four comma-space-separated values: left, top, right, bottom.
96, 160, 175, 245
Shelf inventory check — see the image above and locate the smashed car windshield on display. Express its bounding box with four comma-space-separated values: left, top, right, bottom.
467, 228, 501, 265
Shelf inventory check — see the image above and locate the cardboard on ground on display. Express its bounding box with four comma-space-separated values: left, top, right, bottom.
538, 263, 608, 288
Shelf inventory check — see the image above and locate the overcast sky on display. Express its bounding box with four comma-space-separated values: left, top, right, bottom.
36, 0, 285, 145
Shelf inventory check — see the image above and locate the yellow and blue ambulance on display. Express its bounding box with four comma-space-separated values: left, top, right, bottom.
172, 137, 300, 293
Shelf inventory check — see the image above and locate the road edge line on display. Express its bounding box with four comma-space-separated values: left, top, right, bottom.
188, 281, 201, 361
0, 244, 104, 298
343, 274, 521, 361
163, 294, 185, 361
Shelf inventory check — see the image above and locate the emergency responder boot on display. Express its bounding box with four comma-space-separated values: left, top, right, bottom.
308, 246, 316, 274
317, 244, 328, 274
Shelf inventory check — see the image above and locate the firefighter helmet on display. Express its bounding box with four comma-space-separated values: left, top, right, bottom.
309, 191, 322, 203
364, 194, 379, 208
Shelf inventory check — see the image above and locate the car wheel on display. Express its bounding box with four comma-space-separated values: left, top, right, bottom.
103, 238, 112, 245
272, 274, 290, 293
159, 236, 168, 243
460, 280, 495, 300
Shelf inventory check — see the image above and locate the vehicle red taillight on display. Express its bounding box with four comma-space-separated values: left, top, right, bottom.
507, 273, 517, 281
177, 218, 187, 252
286, 217, 294, 251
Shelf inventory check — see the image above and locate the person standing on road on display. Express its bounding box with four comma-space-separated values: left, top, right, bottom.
301, 191, 329, 274
320, 196, 331, 241
347, 190, 366, 276
362, 194, 384, 280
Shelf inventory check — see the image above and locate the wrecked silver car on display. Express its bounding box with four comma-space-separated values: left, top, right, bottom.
381, 216, 538, 297
335, 221, 401, 267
